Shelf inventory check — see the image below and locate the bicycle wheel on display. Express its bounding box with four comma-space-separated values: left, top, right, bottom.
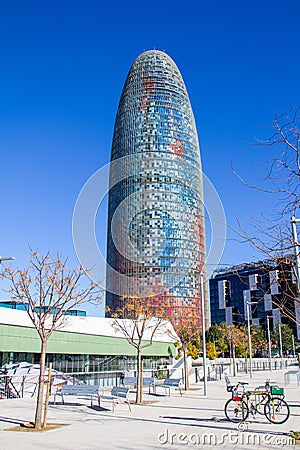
225, 398, 249, 422
264, 397, 290, 424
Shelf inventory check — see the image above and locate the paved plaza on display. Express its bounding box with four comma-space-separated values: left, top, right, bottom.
0, 368, 299, 449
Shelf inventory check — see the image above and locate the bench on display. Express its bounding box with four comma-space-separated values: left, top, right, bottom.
123, 376, 155, 393
154, 378, 182, 396
99, 386, 131, 412
54, 384, 100, 407
284, 370, 300, 386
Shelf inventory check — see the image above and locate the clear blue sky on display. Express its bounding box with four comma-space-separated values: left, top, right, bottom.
1, 0, 299, 314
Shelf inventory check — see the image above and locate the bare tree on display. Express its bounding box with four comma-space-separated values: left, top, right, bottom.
107, 297, 173, 404
0, 250, 102, 429
233, 106, 299, 218
232, 106, 300, 328
172, 322, 201, 390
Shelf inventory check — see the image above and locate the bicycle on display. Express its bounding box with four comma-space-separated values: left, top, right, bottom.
224, 379, 290, 424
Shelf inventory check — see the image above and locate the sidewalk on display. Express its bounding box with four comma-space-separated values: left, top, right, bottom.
0, 369, 299, 449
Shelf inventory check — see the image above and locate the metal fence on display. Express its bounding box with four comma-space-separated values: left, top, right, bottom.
235, 359, 288, 373
194, 358, 294, 382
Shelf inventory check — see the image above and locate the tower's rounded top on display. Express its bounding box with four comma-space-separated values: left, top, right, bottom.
139, 49, 169, 56
128, 50, 182, 87
134, 49, 175, 64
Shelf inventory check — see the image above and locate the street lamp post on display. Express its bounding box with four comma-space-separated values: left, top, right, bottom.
0, 256, 15, 263
267, 316, 272, 371
291, 216, 300, 293
200, 272, 207, 396
246, 301, 253, 379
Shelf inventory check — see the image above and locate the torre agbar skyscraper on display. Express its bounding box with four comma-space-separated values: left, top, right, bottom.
106, 50, 207, 325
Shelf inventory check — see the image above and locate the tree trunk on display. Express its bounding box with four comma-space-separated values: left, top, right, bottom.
136, 347, 143, 404
245, 351, 248, 374
183, 348, 189, 390
34, 339, 47, 429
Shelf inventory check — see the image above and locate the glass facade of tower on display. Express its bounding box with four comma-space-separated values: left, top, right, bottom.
106, 50, 206, 324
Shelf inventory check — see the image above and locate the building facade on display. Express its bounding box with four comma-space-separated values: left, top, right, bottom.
0, 307, 176, 376
106, 50, 206, 325
209, 258, 299, 339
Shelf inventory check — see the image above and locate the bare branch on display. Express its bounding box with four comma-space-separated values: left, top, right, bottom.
109, 296, 173, 403
0, 249, 104, 429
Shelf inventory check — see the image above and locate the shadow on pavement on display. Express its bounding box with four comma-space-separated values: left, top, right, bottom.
0, 416, 28, 425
